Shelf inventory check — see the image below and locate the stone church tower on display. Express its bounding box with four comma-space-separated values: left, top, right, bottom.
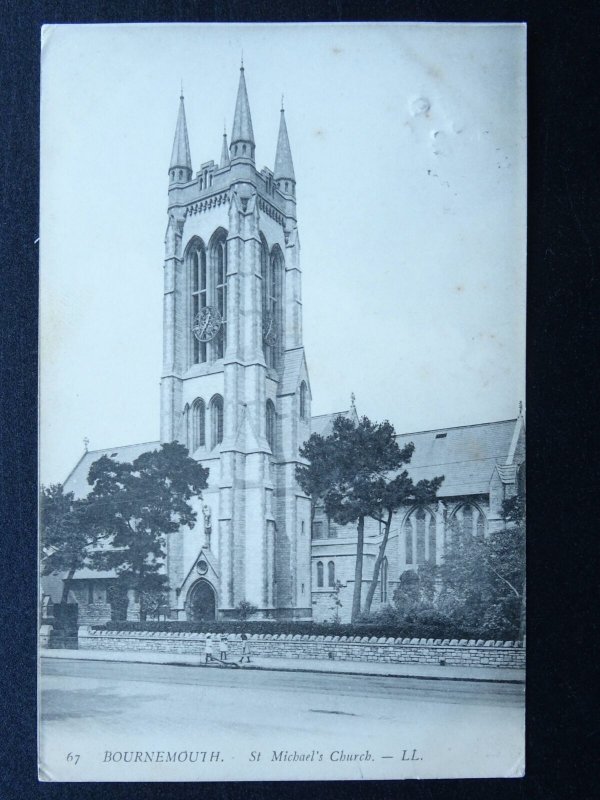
161, 66, 312, 620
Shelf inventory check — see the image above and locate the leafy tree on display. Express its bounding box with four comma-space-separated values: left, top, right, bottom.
87, 442, 209, 621
438, 497, 526, 639
299, 416, 401, 620
362, 472, 443, 615
295, 431, 340, 531
139, 590, 170, 621
298, 415, 443, 621
41, 484, 107, 603
392, 562, 440, 617
235, 600, 258, 621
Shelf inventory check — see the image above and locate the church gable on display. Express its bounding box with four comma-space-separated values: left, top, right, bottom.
278, 347, 310, 397
63, 441, 161, 500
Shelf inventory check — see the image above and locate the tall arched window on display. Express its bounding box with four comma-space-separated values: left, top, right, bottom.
213, 236, 227, 359
299, 381, 308, 420
191, 398, 205, 450
262, 244, 283, 369
189, 241, 207, 364
327, 561, 335, 587
380, 557, 388, 602
451, 503, 486, 539
266, 400, 276, 451
403, 507, 437, 566
210, 395, 224, 448
316, 561, 324, 588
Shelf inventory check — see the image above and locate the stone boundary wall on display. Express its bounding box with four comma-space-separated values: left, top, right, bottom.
77, 628, 525, 669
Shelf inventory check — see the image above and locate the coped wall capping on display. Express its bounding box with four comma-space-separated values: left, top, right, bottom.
74, 628, 525, 669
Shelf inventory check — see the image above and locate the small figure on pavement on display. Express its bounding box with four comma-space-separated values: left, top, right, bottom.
239, 632, 251, 664
205, 633, 214, 664
220, 634, 229, 661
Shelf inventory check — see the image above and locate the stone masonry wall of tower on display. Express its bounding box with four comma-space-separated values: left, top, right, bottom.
160, 67, 312, 621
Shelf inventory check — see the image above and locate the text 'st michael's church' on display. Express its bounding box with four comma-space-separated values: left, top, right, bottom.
161, 65, 312, 620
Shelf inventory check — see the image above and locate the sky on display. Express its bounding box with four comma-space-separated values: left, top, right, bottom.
40, 22, 526, 485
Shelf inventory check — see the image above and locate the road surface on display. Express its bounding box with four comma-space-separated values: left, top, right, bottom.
39, 658, 524, 782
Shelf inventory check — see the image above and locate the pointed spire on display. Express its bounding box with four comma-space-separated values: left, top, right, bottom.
274, 104, 295, 187
220, 124, 230, 168
169, 91, 192, 181
230, 64, 255, 160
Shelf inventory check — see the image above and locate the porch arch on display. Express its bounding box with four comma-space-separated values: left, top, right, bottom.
185, 578, 217, 622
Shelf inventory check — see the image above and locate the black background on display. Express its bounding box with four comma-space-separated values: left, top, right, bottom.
0, 2, 597, 799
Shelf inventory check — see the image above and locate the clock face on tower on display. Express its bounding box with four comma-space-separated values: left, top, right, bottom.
263, 313, 278, 346
192, 306, 222, 342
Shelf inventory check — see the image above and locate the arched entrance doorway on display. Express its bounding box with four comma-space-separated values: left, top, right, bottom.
186, 579, 216, 622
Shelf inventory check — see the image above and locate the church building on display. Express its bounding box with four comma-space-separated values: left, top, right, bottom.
49, 66, 525, 626
60, 66, 313, 622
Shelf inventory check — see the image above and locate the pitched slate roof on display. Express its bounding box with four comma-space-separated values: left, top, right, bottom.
394, 419, 519, 498
310, 410, 354, 438
61, 420, 521, 504
63, 440, 161, 499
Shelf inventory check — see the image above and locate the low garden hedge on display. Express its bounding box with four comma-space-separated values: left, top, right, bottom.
90, 618, 498, 640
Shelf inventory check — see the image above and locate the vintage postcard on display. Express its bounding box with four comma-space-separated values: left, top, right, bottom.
39, 22, 526, 782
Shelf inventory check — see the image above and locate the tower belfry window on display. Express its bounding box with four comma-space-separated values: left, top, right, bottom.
190, 244, 207, 364
213, 236, 227, 359
263, 247, 282, 368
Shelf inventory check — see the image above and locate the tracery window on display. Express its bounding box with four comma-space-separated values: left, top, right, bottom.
262, 243, 283, 368
213, 236, 227, 359
403, 507, 437, 566
190, 242, 207, 364
451, 503, 486, 539
210, 395, 224, 448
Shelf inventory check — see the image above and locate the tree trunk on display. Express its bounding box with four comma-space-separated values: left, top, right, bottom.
362, 512, 393, 616
351, 515, 365, 622
61, 565, 77, 604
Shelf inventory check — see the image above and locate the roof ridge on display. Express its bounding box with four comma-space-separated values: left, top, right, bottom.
395, 418, 517, 437
311, 410, 350, 420
85, 439, 161, 455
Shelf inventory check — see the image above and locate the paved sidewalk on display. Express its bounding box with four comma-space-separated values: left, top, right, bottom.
41, 648, 525, 684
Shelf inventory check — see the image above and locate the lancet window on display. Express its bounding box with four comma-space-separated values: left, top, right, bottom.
262, 242, 283, 368
189, 241, 207, 364
403, 507, 437, 566
210, 395, 224, 448
191, 398, 206, 450
316, 561, 324, 588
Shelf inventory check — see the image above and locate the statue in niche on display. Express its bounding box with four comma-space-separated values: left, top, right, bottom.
202, 504, 212, 548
